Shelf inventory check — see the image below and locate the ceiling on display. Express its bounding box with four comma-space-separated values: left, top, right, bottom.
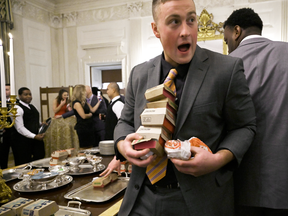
41, 0, 148, 13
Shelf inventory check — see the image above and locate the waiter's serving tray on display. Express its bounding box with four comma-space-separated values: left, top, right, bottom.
64, 177, 129, 202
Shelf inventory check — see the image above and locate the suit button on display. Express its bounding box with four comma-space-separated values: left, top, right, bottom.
134, 184, 140, 190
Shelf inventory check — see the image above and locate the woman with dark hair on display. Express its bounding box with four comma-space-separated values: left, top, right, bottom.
53, 89, 71, 117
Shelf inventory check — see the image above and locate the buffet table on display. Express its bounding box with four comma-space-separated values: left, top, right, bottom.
4, 155, 124, 215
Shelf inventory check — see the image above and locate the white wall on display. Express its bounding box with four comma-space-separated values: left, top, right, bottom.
76, 19, 129, 86
10, 0, 288, 111
22, 18, 52, 111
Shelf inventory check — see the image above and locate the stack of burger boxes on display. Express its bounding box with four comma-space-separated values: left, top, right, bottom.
1, 197, 34, 216
132, 83, 177, 156
0, 197, 59, 216
21, 199, 59, 216
49, 148, 76, 166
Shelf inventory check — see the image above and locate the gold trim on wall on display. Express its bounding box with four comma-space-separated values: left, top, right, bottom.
197, 9, 228, 55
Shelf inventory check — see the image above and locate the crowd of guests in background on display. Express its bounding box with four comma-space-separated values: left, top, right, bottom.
0, 82, 124, 169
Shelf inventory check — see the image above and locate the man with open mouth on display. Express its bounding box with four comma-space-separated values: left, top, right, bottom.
113, 0, 256, 215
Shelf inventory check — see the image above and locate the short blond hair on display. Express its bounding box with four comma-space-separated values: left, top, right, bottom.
71, 84, 86, 107
152, 0, 194, 22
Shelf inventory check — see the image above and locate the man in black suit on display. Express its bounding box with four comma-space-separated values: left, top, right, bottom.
104, 82, 124, 140
85, 85, 107, 146
113, 0, 256, 215
0, 84, 17, 168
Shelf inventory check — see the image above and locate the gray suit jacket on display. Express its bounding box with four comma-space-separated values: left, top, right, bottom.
115, 46, 256, 216
230, 37, 288, 209
90, 94, 107, 131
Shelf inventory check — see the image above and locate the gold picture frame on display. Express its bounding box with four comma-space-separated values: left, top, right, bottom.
197, 9, 228, 55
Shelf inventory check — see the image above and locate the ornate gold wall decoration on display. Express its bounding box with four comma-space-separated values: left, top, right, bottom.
197, 9, 228, 55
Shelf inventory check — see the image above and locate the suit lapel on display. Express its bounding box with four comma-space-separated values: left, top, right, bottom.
174, 46, 209, 137
147, 56, 162, 90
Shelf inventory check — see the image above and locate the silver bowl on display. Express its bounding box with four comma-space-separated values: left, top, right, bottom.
49, 165, 69, 175
30, 171, 59, 184
67, 156, 87, 170
88, 156, 102, 171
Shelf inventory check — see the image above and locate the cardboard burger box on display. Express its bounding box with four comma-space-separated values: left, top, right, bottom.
132, 138, 164, 156
0, 207, 14, 216
144, 83, 176, 102
136, 125, 171, 146
51, 150, 68, 160
140, 108, 176, 133
21, 199, 59, 216
146, 97, 178, 115
2, 197, 34, 216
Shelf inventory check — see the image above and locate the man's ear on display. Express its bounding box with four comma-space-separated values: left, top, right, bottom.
233, 25, 242, 41
151, 22, 160, 38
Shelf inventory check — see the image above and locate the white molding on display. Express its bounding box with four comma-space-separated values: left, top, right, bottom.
127, 2, 143, 17
81, 42, 121, 50
53, 0, 150, 14
25, 0, 55, 13
49, 13, 62, 28
63, 12, 78, 27
282, 0, 288, 42
11, 0, 26, 16
63, 27, 69, 86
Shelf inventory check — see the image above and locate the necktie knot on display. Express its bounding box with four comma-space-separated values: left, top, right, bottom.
164, 68, 178, 95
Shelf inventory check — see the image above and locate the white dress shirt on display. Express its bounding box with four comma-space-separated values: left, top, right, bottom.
111, 95, 124, 119
240, 35, 263, 45
13, 100, 40, 139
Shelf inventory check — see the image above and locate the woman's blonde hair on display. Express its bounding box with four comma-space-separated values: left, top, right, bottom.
71, 85, 86, 107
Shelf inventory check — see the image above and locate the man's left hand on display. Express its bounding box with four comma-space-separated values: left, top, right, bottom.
171, 147, 234, 177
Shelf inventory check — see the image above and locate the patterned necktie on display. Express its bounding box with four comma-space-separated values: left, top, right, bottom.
146, 68, 178, 185
164, 68, 178, 95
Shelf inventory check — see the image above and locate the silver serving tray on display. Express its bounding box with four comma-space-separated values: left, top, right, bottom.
13, 175, 73, 192
2, 169, 24, 182
67, 164, 105, 176
78, 147, 100, 154
56, 201, 91, 216
30, 158, 51, 168
30, 157, 105, 175
2, 165, 32, 182
64, 177, 129, 202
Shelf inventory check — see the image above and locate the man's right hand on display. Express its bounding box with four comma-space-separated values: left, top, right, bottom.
34, 133, 45, 141
117, 133, 156, 167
